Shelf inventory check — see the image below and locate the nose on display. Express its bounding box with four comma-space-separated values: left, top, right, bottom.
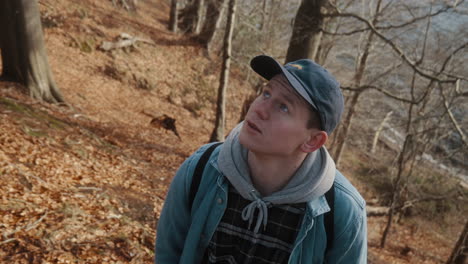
253, 99, 269, 120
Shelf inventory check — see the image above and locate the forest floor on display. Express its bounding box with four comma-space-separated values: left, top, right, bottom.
0, 0, 463, 263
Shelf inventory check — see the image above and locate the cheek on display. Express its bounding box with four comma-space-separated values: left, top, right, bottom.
239, 127, 248, 143
272, 120, 308, 140
247, 99, 261, 113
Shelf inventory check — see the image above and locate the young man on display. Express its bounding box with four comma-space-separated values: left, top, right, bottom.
155, 55, 367, 263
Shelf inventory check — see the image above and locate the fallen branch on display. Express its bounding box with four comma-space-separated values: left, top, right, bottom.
99, 33, 154, 51
3, 211, 48, 238
112, 0, 137, 11
25, 211, 48, 232
371, 111, 393, 153
398, 194, 456, 212
12, 164, 49, 187
439, 82, 468, 148
77, 186, 103, 192
0, 238, 17, 246
367, 206, 390, 216
366, 193, 459, 217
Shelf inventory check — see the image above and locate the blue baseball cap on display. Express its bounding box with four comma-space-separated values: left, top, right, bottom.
250, 55, 344, 134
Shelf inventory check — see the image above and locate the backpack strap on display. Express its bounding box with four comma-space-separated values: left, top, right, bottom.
189, 142, 223, 211
324, 183, 335, 254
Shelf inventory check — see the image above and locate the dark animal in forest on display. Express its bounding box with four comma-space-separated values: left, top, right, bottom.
141, 111, 181, 139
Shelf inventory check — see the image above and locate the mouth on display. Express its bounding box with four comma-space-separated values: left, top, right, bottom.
246, 120, 262, 134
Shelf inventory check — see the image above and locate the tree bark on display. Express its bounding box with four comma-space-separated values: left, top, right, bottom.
381, 69, 417, 248
331, 0, 381, 167
332, 90, 362, 167
169, 0, 178, 33
197, 0, 226, 54
179, 0, 195, 33
209, 0, 236, 142
0, 0, 63, 103
193, 0, 206, 34
179, 0, 205, 34
371, 111, 393, 153
446, 220, 468, 264
285, 0, 325, 63
380, 133, 413, 248
259, 0, 268, 31
262, 0, 279, 55
366, 206, 390, 217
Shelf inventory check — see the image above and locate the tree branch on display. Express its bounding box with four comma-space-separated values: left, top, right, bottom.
323, 4, 453, 36
438, 83, 468, 148
398, 193, 460, 212
341, 85, 414, 103
325, 0, 461, 30
3, 211, 48, 239
324, 3, 462, 84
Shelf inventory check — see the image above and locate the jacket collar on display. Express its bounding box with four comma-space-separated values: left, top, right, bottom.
306, 195, 331, 218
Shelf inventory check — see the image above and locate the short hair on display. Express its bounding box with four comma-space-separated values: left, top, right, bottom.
306, 105, 322, 130
287, 83, 322, 130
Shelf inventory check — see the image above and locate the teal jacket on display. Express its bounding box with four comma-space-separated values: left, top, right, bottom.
155, 143, 367, 263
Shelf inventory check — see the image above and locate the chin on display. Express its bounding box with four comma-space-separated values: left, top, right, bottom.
238, 128, 250, 147
239, 128, 258, 150
239, 132, 267, 154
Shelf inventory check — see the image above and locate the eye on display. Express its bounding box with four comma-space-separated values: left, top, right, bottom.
262, 90, 271, 99
279, 104, 289, 113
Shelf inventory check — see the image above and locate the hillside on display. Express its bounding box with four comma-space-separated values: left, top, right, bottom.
0, 0, 462, 263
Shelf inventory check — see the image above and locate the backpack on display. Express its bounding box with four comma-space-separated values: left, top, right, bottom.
188, 143, 335, 253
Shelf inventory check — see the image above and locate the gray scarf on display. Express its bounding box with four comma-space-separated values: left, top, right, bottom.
218, 122, 335, 233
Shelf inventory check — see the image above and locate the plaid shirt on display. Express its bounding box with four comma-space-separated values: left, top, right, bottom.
201, 183, 306, 264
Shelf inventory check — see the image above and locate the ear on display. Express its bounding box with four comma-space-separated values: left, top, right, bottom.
300, 130, 328, 153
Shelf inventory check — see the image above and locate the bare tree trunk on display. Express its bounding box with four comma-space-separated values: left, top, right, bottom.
331, 32, 375, 162
285, 0, 325, 62
169, 0, 178, 33
311, 31, 323, 61
197, 0, 226, 54
209, 0, 236, 142
440, 81, 468, 148
446, 220, 468, 264
331, 0, 382, 166
381, 70, 417, 248
371, 111, 393, 153
380, 6, 436, 247
179, 0, 196, 33
332, 90, 362, 167
193, 0, 206, 34
238, 82, 263, 123
179, 0, 206, 34
0, 0, 64, 103
380, 133, 412, 248
259, 0, 268, 31
262, 0, 279, 54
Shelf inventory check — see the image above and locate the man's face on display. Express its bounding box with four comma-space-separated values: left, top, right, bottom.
239, 74, 318, 156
